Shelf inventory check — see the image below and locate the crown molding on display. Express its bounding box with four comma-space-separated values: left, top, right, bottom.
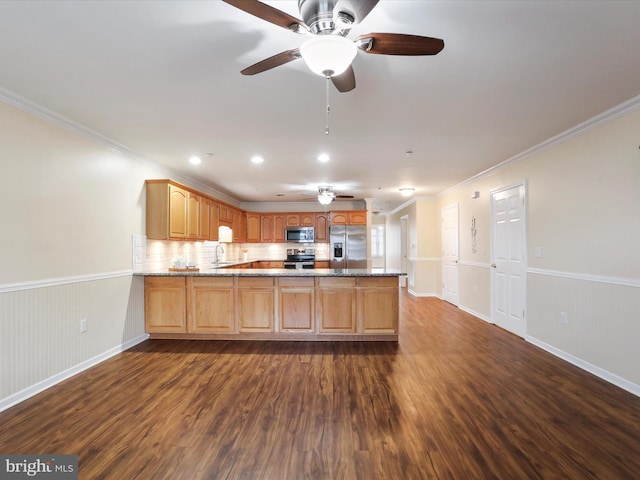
439, 94, 640, 198
0, 85, 240, 206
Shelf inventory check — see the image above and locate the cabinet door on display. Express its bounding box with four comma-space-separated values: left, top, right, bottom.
219, 204, 232, 224
273, 215, 285, 242
300, 213, 315, 226
188, 277, 235, 333
285, 214, 299, 226
169, 185, 187, 239
358, 278, 398, 334
315, 214, 328, 242
238, 278, 275, 332
186, 192, 200, 239
232, 209, 246, 242
144, 277, 186, 333
261, 215, 274, 243
349, 211, 367, 225
209, 201, 219, 241
330, 212, 348, 225
246, 213, 261, 243
316, 278, 357, 333
279, 278, 315, 332
198, 197, 211, 241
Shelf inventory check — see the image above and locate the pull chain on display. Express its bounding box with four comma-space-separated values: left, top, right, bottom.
325, 75, 330, 135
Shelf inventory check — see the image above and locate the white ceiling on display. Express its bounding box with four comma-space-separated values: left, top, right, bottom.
1, 1, 639, 213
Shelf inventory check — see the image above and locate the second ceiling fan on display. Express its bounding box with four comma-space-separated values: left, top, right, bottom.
223, 0, 445, 92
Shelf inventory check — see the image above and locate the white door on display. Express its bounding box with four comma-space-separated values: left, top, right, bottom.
491, 184, 526, 337
400, 216, 408, 288
441, 204, 459, 305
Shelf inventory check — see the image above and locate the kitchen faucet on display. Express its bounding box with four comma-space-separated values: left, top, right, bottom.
213, 244, 225, 265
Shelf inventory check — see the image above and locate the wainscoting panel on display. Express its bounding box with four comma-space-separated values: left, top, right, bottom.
0, 274, 147, 410
527, 271, 640, 388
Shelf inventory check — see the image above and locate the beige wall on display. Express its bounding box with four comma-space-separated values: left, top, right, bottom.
386, 105, 640, 392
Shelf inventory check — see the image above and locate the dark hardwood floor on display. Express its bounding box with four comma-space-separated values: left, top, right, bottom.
1, 292, 639, 479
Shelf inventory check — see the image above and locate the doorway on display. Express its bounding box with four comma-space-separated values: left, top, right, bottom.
490, 183, 527, 337
441, 203, 459, 305
400, 215, 408, 288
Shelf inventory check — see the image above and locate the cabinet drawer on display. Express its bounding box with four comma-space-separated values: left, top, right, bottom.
238, 277, 275, 288
358, 277, 397, 288
318, 277, 356, 288
145, 276, 186, 287
279, 277, 314, 288
191, 277, 234, 287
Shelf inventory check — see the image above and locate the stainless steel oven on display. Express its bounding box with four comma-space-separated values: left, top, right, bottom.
284, 248, 315, 269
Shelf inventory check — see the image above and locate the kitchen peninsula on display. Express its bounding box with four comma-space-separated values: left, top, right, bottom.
139, 268, 402, 341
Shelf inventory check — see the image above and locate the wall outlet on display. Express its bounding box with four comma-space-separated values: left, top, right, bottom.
560, 312, 568, 325
80, 319, 87, 333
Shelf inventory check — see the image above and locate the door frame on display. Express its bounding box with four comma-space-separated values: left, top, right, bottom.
490, 180, 528, 337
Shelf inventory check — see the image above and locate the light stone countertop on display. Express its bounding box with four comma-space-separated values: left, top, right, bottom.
135, 267, 404, 277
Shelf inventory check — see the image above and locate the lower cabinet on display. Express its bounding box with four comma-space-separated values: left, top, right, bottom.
187, 277, 235, 333
237, 277, 275, 332
316, 277, 357, 333
279, 277, 315, 332
358, 277, 399, 333
144, 277, 187, 333
144, 275, 398, 339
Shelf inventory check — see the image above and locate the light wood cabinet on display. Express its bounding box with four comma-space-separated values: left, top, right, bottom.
315, 261, 330, 268
238, 277, 275, 332
261, 215, 274, 242
279, 277, 314, 332
209, 201, 219, 241
198, 196, 211, 241
144, 274, 399, 340
187, 277, 235, 333
144, 277, 186, 333
286, 214, 299, 226
358, 277, 399, 334
255, 261, 284, 268
246, 213, 261, 243
273, 215, 285, 242
315, 213, 328, 242
330, 210, 367, 226
186, 192, 200, 239
232, 208, 245, 242
300, 213, 315, 226
316, 277, 357, 333
219, 203, 232, 225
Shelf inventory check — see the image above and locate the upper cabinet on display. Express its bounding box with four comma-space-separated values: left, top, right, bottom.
146, 180, 225, 241
330, 210, 367, 226
146, 180, 365, 243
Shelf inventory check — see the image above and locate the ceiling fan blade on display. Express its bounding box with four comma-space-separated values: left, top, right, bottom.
331, 65, 356, 92
356, 33, 444, 56
223, 0, 306, 33
334, 0, 380, 24
241, 49, 301, 75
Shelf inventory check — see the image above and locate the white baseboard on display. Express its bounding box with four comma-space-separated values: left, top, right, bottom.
0, 334, 149, 413
459, 305, 492, 323
407, 289, 441, 298
526, 336, 640, 398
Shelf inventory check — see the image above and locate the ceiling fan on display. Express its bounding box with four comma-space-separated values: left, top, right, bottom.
223, 0, 445, 92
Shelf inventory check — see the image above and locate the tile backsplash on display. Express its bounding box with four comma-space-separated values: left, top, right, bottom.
138, 238, 329, 272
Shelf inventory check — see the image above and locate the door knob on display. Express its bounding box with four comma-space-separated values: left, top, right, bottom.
491, 263, 497, 268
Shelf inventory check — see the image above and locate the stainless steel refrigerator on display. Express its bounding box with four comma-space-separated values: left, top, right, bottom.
329, 225, 367, 269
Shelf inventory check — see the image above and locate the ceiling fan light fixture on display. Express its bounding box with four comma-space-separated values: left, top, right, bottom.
300, 35, 357, 77
317, 194, 334, 205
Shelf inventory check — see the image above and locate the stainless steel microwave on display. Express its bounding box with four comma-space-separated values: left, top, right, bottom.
285, 226, 315, 243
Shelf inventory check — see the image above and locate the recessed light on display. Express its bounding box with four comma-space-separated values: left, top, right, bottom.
251, 156, 264, 164
189, 156, 201, 165
399, 187, 415, 197
318, 153, 330, 163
